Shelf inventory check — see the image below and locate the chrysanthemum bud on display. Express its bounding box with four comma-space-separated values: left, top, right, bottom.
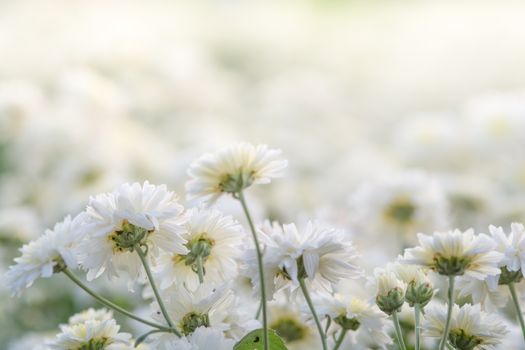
376, 288, 405, 315
405, 280, 433, 307
374, 270, 406, 315
388, 262, 434, 308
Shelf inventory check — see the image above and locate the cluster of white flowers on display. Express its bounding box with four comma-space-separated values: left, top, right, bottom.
4, 142, 525, 350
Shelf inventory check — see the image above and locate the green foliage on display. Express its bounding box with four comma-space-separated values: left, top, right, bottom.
234, 329, 288, 350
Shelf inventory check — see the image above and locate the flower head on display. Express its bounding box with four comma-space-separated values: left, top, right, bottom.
186, 143, 288, 203
489, 223, 525, 282
401, 229, 503, 278
78, 181, 188, 282
49, 310, 131, 350
156, 326, 235, 350
373, 268, 406, 315
423, 303, 507, 350
6, 213, 87, 296
250, 221, 361, 299
155, 284, 234, 336
318, 292, 391, 346
155, 207, 243, 290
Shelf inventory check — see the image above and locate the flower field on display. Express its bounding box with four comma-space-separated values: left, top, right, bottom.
2, 1, 525, 349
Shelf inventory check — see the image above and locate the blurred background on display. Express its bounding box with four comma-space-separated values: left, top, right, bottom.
1, 0, 525, 347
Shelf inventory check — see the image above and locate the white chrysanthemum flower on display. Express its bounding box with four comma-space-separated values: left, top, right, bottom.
49, 317, 131, 350
401, 229, 503, 278
373, 268, 406, 315
268, 295, 321, 350
251, 221, 361, 298
185, 143, 288, 203
68, 308, 114, 325
456, 275, 507, 312
78, 181, 188, 282
318, 293, 391, 347
156, 326, 235, 350
423, 303, 507, 350
154, 284, 234, 337
348, 171, 449, 245
489, 223, 525, 277
155, 207, 243, 290
5, 213, 87, 296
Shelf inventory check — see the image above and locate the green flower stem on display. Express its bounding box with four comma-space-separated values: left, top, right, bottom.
236, 190, 269, 350
438, 276, 455, 350
446, 342, 456, 350
392, 310, 407, 350
135, 244, 181, 337
508, 282, 525, 341
62, 268, 170, 331
196, 255, 205, 284
299, 277, 328, 350
414, 303, 421, 350
332, 329, 348, 350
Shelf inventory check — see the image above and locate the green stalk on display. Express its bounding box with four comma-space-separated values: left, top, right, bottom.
62, 268, 170, 331
196, 255, 205, 284
236, 190, 269, 350
135, 244, 181, 337
299, 278, 327, 350
392, 310, 407, 350
332, 329, 348, 350
509, 282, 525, 341
414, 303, 421, 350
438, 276, 455, 350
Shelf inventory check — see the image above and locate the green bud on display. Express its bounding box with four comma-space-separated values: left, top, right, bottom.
376, 287, 405, 315
498, 266, 523, 285
334, 315, 360, 331
405, 281, 433, 307
448, 328, 482, 350
219, 171, 254, 194
78, 338, 107, 350
182, 236, 214, 276
433, 253, 470, 276
109, 220, 152, 252
180, 312, 210, 336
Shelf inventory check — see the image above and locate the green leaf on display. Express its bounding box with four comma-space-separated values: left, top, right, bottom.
234, 329, 288, 350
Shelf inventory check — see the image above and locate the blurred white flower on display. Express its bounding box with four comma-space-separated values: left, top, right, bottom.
155, 207, 243, 290
268, 295, 321, 350
49, 315, 131, 350
68, 308, 114, 325
186, 143, 288, 203
456, 275, 507, 313
423, 303, 507, 350
154, 284, 234, 337
401, 229, 503, 278
78, 182, 188, 282
250, 221, 361, 298
348, 171, 449, 248
317, 293, 391, 347
489, 223, 525, 277
156, 326, 235, 350
5, 213, 87, 296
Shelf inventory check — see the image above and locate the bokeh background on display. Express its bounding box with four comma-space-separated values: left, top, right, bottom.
1, 0, 525, 348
